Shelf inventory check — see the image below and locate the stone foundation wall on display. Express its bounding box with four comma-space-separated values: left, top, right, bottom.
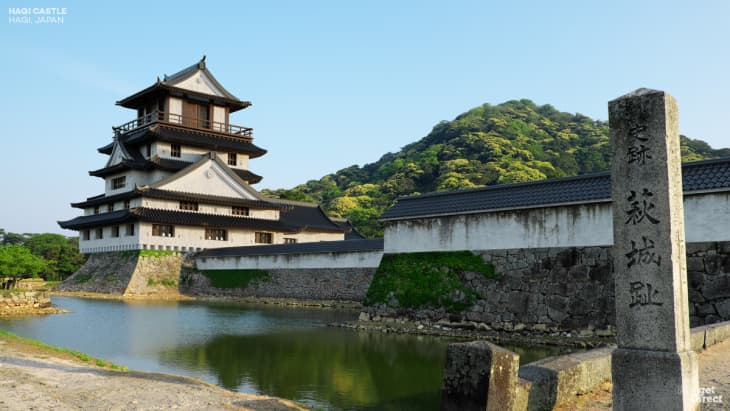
183, 267, 376, 302
0, 291, 52, 315
57, 252, 184, 297
364, 241, 730, 334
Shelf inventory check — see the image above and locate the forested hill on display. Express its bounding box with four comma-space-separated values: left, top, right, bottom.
263, 99, 730, 237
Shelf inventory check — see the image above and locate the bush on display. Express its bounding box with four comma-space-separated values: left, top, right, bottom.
364, 251, 499, 312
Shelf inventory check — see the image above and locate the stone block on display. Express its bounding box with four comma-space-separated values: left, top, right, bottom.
704, 255, 725, 275
441, 341, 521, 411
612, 349, 698, 411
716, 299, 730, 319
687, 256, 705, 272
701, 274, 730, 300
519, 347, 613, 411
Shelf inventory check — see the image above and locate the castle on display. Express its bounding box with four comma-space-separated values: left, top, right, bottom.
59, 57, 350, 253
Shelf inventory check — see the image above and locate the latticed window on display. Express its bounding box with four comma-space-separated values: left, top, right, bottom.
95, 228, 103, 239
108, 203, 115, 212
126, 224, 135, 236
255, 232, 273, 244
179, 201, 198, 211
228, 152, 237, 166
82, 230, 90, 241
124, 200, 131, 209
111, 226, 120, 238
171, 144, 181, 158
112, 176, 126, 190
284, 238, 297, 244
232, 206, 249, 216
205, 228, 228, 241
152, 224, 174, 237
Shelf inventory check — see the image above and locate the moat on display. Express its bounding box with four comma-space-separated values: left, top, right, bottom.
0, 296, 569, 410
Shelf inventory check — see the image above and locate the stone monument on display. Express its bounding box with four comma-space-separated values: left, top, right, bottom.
609, 89, 699, 410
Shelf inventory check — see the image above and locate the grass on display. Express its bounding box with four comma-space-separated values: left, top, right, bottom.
0, 329, 128, 371
120, 250, 177, 258
364, 251, 501, 312
200, 269, 270, 289
146, 278, 178, 287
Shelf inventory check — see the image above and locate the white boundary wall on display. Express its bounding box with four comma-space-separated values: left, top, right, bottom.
384, 192, 730, 253
197, 250, 384, 270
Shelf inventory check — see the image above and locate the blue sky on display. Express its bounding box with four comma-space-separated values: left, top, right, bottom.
1, 1, 729, 234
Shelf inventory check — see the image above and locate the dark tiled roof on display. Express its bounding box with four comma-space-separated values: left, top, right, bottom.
140, 188, 283, 210
58, 210, 136, 230
198, 238, 384, 258
71, 188, 281, 210
380, 157, 730, 221
98, 125, 267, 158
270, 198, 346, 233
331, 218, 367, 240
116, 57, 251, 112
88, 155, 263, 183
59, 208, 294, 232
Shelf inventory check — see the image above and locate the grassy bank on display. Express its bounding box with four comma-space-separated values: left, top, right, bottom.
0, 329, 127, 371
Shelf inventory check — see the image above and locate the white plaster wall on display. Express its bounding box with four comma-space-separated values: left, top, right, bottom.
104, 170, 174, 195
141, 198, 279, 220
157, 161, 255, 198
196, 250, 384, 270
79, 223, 140, 254
384, 192, 730, 253
173, 71, 224, 97
155, 144, 250, 170
285, 231, 344, 243
684, 192, 730, 242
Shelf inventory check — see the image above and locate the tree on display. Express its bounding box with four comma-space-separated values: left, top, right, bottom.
25, 233, 86, 281
0, 245, 47, 288
2, 232, 28, 246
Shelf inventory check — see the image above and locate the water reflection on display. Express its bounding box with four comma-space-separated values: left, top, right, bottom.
160, 328, 447, 410
0, 297, 575, 411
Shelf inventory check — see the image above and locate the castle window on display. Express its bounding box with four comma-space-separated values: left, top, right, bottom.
112, 176, 126, 190
228, 152, 237, 166
205, 228, 228, 241
171, 144, 181, 158
108, 203, 115, 212
95, 228, 103, 240
93, 206, 100, 215
284, 238, 297, 244
124, 200, 131, 209
126, 224, 135, 236
146, 144, 151, 157
82, 230, 90, 241
111, 226, 120, 238
255, 232, 272, 244
232, 206, 249, 216
152, 224, 174, 237
199, 105, 210, 128
179, 201, 198, 211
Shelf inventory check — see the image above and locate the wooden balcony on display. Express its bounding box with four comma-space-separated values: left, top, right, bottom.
113, 111, 253, 139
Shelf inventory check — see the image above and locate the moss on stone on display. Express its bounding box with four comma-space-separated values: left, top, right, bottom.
200, 269, 270, 289
147, 278, 178, 287
74, 274, 92, 284
364, 251, 500, 312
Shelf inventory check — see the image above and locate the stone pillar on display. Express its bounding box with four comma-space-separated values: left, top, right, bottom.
609, 88, 699, 411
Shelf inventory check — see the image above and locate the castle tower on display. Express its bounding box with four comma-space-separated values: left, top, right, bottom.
59, 58, 347, 253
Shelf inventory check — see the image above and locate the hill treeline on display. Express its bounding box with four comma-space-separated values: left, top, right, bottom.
264, 99, 730, 237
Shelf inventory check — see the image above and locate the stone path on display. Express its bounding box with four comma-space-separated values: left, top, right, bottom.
0, 339, 304, 411
556, 339, 730, 410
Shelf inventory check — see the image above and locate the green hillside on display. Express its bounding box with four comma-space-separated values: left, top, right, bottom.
264, 99, 729, 237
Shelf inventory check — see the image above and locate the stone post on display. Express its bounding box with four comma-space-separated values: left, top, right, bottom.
609, 88, 699, 411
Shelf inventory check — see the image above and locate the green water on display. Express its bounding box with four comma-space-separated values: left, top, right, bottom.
0, 296, 571, 410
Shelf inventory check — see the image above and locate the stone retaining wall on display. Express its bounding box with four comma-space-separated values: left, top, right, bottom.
0, 291, 52, 315
57, 252, 184, 297
183, 267, 376, 301
364, 241, 730, 334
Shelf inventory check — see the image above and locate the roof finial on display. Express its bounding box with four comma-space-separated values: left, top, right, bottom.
200, 55, 206, 69
156, 76, 161, 83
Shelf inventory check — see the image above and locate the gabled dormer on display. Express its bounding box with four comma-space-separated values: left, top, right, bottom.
113, 56, 253, 139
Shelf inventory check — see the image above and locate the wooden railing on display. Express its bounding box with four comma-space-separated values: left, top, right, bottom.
113, 111, 253, 138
